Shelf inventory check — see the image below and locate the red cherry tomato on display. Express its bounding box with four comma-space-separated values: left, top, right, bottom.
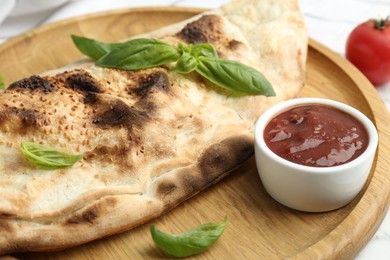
346, 18, 390, 86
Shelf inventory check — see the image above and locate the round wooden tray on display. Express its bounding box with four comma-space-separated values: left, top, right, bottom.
1, 7, 390, 260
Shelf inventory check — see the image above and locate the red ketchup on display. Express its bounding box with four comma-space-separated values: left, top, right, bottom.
263, 104, 369, 167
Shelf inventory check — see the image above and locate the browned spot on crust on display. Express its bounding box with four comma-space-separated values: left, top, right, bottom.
85, 97, 153, 166
66, 197, 118, 226
14, 109, 39, 128
0, 107, 42, 133
67, 206, 99, 225
155, 136, 253, 204
0, 220, 13, 232
64, 70, 103, 94
157, 181, 177, 197
105, 197, 118, 207
227, 39, 244, 51
7, 75, 55, 93
90, 69, 170, 130
176, 15, 223, 44
84, 143, 130, 165
129, 70, 170, 98
177, 174, 199, 196
55, 69, 104, 104
84, 70, 171, 166
84, 92, 98, 104
197, 135, 254, 182
0, 211, 15, 218
92, 99, 150, 129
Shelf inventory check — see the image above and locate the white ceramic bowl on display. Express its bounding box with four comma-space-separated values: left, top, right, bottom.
254, 98, 378, 212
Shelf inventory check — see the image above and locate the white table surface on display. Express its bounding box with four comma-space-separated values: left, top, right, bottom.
0, 0, 389, 259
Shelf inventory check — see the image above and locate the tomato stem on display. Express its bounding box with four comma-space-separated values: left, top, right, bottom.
372, 16, 389, 30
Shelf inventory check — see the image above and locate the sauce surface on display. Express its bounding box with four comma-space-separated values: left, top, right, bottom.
263, 104, 369, 167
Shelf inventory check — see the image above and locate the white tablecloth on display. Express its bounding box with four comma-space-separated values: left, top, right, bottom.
0, 0, 389, 259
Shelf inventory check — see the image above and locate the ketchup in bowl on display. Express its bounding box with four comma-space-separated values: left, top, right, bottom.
254, 98, 378, 212
263, 104, 369, 167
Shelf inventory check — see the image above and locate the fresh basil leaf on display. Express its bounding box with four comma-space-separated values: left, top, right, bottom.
190, 43, 218, 58
173, 51, 198, 74
71, 35, 124, 61
177, 42, 190, 53
150, 217, 227, 258
0, 75, 5, 90
196, 56, 275, 96
20, 142, 83, 169
96, 38, 180, 70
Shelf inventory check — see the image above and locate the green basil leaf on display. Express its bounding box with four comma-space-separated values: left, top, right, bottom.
20, 142, 83, 169
177, 42, 190, 53
196, 56, 275, 96
173, 43, 216, 74
150, 217, 227, 258
173, 51, 198, 74
0, 75, 5, 90
96, 38, 180, 70
71, 35, 125, 61
190, 43, 218, 58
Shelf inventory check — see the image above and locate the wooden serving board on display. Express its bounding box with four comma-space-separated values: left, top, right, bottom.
1, 7, 390, 260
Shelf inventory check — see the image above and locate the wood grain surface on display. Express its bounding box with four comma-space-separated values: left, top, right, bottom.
0, 7, 389, 260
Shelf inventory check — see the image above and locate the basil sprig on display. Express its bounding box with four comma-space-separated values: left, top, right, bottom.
150, 217, 227, 258
72, 35, 275, 96
20, 142, 83, 169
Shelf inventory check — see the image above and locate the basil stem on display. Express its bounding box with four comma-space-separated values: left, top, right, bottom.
20, 142, 83, 169
0, 75, 4, 90
172, 51, 198, 74
150, 217, 227, 258
173, 43, 217, 73
95, 38, 180, 70
196, 56, 275, 96
189, 43, 218, 58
